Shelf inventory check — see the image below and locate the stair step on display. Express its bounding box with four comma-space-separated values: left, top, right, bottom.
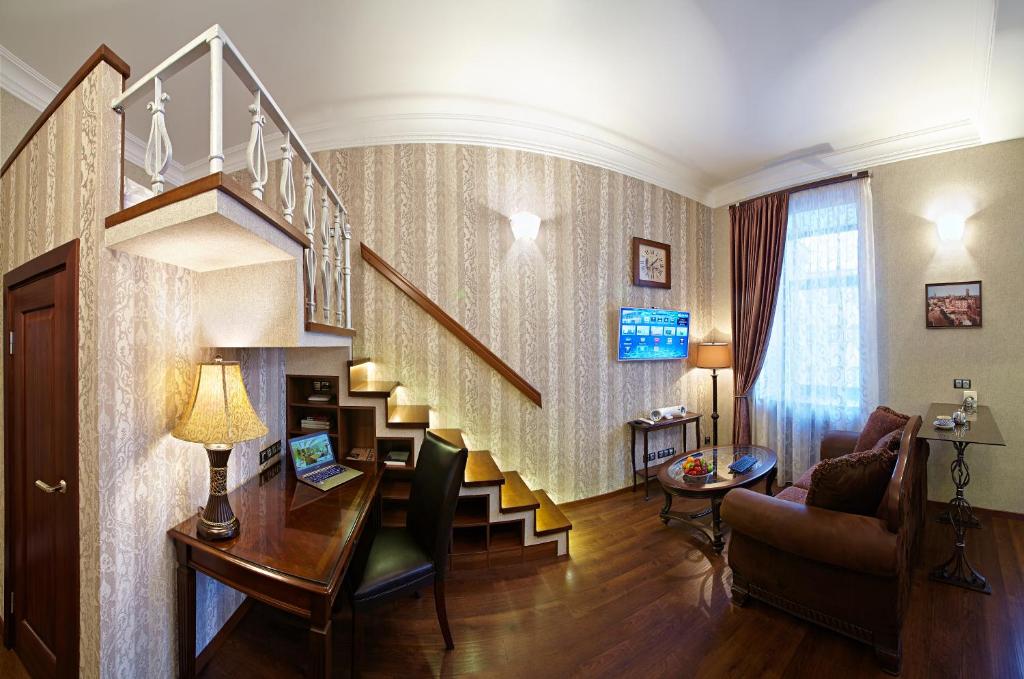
500, 471, 540, 513
532, 489, 572, 536
465, 450, 504, 487
349, 357, 373, 367
428, 428, 467, 449
387, 404, 430, 428
350, 380, 399, 397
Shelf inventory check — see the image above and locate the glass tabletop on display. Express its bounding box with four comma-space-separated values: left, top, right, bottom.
659, 444, 776, 493
920, 403, 1005, 447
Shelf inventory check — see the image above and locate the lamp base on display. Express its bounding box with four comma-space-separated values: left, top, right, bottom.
197, 445, 239, 541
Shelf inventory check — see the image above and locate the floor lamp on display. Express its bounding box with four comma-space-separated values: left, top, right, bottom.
693, 342, 732, 447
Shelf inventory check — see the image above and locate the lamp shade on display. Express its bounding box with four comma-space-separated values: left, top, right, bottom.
172, 357, 268, 445
693, 342, 732, 369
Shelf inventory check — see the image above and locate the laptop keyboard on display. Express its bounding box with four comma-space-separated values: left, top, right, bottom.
306, 465, 346, 484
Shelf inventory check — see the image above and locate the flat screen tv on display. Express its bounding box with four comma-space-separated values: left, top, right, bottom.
618, 307, 690, 361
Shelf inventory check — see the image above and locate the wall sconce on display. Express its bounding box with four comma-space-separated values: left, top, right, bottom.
510, 211, 541, 241
936, 215, 965, 242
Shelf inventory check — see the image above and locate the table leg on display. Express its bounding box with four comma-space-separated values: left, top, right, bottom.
696, 418, 701, 449
643, 432, 651, 500
308, 618, 333, 678
930, 441, 990, 594
765, 467, 777, 497
660, 491, 673, 524
630, 427, 637, 493
175, 544, 196, 679
710, 497, 725, 553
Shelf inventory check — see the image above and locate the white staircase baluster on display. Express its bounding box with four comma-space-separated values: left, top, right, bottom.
334, 209, 344, 326
303, 166, 317, 319
143, 77, 172, 195
320, 196, 333, 323
279, 133, 295, 222
342, 217, 353, 329
208, 33, 224, 174
246, 91, 268, 199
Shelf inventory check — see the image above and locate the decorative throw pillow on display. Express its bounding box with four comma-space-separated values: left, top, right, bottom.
854, 406, 910, 452
805, 446, 898, 516
875, 427, 904, 453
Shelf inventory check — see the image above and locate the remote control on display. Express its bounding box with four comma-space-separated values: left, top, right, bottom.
729, 454, 757, 474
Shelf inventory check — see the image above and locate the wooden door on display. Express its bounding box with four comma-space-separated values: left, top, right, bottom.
3, 240, 80, 679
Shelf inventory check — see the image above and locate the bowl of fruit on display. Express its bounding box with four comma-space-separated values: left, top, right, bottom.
680, 454, 715, 484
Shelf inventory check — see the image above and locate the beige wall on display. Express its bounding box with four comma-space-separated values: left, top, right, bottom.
709, 138, 1024, 513
0, 90, 39, 165
257, 144, 716, 502
0, 63, 124, 679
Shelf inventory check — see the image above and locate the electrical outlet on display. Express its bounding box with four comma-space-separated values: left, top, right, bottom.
953, 379, 963, 389
962, 379, 972, 390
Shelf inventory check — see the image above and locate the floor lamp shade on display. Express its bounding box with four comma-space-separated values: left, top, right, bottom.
693, 342, 732, 370
173, 356, 267, 540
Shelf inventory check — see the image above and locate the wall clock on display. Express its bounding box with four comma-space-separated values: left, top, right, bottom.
632, 237, 671, 289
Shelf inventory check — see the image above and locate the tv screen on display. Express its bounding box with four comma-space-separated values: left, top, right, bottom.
618, 307, 690, 361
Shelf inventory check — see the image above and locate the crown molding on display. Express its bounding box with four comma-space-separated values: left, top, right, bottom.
184, 109, 715, 205
706, 120, 982, 208
0, 42, 185, 186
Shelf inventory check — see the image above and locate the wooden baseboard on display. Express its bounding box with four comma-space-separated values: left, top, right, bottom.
196, 597, 254, 673
559, 485, 634, 509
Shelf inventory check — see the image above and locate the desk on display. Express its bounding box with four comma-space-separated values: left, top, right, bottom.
919, 403, 1005, 594
628, 413, 701, 499
167, 459, 381, 678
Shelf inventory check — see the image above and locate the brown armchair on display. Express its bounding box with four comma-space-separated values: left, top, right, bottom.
721, 416, 928, 675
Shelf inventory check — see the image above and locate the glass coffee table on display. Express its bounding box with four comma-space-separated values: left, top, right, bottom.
657, 445, 777, 553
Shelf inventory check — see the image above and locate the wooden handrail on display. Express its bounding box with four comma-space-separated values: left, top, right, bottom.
360, 243, 543, 408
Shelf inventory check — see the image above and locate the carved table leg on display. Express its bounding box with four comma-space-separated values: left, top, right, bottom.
660, 491, 673, 524
929, 441, 990, 594
710, 496, 725, 553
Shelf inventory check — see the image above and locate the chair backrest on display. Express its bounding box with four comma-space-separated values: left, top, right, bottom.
406, 431, 468, 574
879, 415, 923, 533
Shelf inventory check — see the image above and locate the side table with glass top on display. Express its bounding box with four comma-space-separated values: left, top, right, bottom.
919, 403, 1005, 594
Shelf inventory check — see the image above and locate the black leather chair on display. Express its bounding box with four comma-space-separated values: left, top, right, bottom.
349, 431, 468, 673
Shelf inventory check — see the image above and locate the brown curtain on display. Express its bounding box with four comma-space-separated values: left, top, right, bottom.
730, 193, 789, 445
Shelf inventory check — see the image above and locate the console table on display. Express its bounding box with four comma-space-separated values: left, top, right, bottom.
628, 413, 701, 499
919, 403, 1004, 594
167, 458, 381, 678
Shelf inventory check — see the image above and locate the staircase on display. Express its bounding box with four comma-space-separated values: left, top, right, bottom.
346, 358, 572, 568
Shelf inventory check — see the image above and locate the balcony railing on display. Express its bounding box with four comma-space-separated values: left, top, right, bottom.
110, 24, 352, 330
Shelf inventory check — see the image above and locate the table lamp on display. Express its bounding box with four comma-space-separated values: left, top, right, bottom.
693, 342, 732, 446
173, 356, 268, 540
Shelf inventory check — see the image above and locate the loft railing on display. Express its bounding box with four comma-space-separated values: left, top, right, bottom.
110, 24, 352, 330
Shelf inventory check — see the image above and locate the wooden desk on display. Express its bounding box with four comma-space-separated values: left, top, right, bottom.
628, 413, 701, 499
167, 459, 381, 678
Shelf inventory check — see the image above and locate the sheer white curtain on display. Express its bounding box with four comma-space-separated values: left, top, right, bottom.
752, 178, 878, 483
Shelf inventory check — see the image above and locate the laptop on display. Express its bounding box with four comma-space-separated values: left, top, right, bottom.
287, 431, 363, 492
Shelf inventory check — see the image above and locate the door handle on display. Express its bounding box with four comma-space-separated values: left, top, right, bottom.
34, 479, 67, 494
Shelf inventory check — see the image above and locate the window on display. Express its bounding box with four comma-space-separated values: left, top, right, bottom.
753, 179, 877, 480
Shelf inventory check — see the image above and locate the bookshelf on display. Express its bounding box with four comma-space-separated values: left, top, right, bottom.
286, 374, 378, 461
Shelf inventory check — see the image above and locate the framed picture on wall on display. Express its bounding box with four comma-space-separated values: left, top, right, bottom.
925, 281, 982, 328
632, 237, 671, 289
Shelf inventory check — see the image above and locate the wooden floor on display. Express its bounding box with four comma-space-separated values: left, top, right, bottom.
2, 486, 1022, 678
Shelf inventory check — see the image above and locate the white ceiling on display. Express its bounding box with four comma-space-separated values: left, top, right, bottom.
1, 0, 1022, 206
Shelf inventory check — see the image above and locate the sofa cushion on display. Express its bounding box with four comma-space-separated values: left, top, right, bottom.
776, 485, 808, 504
854, 406, 910, 452
805, 446, 898, 516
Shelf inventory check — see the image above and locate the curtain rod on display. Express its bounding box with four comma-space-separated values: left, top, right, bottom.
732, 170, 870, 208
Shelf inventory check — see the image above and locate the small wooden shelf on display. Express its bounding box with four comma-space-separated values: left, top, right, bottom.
381, 479, 411, 502
450, 526, 488, 555
489, 521, 524, 551
288, 402, 338, 410
288, 429, 339, 438
453, 497, 489, 527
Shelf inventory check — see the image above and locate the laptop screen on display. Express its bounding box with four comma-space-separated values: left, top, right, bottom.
288, 432, 335, 474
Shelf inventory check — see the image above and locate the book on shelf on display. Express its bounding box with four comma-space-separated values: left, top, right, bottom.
383, 449, 411, 467
299, 415, 331, 431
346, 447, 376, 462
306, 393, 332, 403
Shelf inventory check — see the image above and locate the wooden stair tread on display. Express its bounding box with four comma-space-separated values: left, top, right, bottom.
349, 357, 372, 367
532, 489, 572, 536
500, 471, 540, 513
428, 428, 466, 449
387, 404, 430, 428
350, 380, 399, 397
465, 450, 504, 487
